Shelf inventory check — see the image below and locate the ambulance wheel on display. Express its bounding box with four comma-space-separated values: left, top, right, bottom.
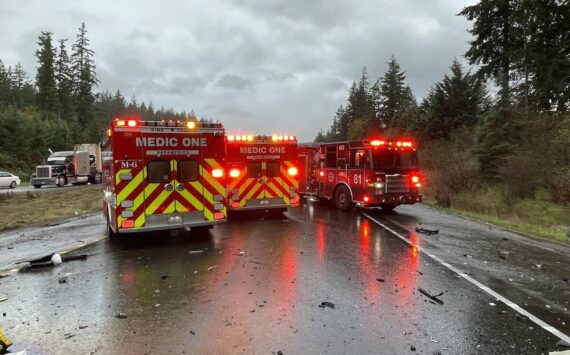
33, 185, 42, 189
334, 185, 352, 211
56, 175, 67, 187
106, 216, 117, 240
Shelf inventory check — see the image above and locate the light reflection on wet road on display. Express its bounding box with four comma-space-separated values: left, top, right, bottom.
0, 201, 568, 354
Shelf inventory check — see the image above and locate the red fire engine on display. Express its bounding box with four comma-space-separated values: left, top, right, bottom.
225, 134, 300, 212
298, 139, 423, 211
101, 118, 227, 237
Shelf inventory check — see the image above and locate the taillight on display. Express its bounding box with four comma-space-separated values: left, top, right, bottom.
127, 120, 137, 127
363, 195, 370, 202
212, 169, 224, 178
319, 170, 324, 177
411, 176, 419, 183
287, 167, 298, 176
229, 169, 240, 178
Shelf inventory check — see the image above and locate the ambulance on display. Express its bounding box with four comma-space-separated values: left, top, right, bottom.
102, 118, 227, 237
225, 134, 300, 212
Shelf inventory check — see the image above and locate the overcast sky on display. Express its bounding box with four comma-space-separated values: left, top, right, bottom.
0, 0, 476, 141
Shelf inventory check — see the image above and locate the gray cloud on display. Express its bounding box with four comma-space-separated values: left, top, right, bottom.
0, 0, 477, 141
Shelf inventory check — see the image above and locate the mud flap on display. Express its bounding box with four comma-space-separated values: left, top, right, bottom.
0, 325, 13, 351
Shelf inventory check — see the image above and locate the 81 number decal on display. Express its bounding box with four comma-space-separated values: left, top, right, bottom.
353, 174, 362, 184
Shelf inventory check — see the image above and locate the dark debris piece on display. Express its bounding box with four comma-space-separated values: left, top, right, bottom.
116, 312, 128, 319
58, 277, 68, 284
418, 288, 444, 305
318, 301, 335, 309
557, 339, 570, 347
376, 278, 385, 282
415, 227, 439, 235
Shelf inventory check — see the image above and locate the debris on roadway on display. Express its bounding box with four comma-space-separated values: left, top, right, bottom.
318, 301, 335, 309
188, 250, 204, 254
415, 226, 439, 235
115, 313, 127, 319
418, 288, 444, 304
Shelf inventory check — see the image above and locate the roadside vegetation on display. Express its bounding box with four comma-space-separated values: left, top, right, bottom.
0, 24, 196, 181
316, 1, 570, 242
0, 186, 102, 231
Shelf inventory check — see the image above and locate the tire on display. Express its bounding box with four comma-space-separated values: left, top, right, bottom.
9, 181, 16, 189
334, 185, 352, 211
380, 205, 396, 212
107, 215, 117, 240
56, 175, 67, 187
33, 185, 42, 189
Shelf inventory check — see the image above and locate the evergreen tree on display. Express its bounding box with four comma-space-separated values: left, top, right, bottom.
71, 22, 98, 139
35, 31, 59, 114
56, 39, 74, 121
11, 63, 35, 108
422, 59, 487, 139
377, 55, 415, 131
0, 60, 11, 108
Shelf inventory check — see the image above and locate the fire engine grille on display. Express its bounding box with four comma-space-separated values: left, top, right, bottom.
385, 175, 409, 194
36, 166, 51, 178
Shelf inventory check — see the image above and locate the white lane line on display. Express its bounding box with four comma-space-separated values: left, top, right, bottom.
361, 212, 570, 344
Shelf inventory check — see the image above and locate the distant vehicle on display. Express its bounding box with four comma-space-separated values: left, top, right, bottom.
225, 133, 300, 213
0, 171, 20, 189
298, 138, 423, 211
30, 144, 102, 188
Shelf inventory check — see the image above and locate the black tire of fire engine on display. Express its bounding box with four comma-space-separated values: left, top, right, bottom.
33, 185, 41, 189
380, 204, 396, 212
9, 181, 16, 189
56, 175, 67, 187
334, 185, 352, 211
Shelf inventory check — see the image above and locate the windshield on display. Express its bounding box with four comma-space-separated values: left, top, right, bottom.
371, 150, 417, 169
47, 157, 67, 165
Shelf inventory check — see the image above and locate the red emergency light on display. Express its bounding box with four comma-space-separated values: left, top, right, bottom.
287, 167, 298, 176
212, 169, 224, 178
229, 168, 241, 178
370, 140, 385, 146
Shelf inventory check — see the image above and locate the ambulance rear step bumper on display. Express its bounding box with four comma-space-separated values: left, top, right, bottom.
230, 198, 291, 211
118, 219, 224, 233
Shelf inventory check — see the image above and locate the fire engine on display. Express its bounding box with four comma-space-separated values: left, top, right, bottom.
101, 118, 227, 237
298, 139, 422, 211
225, 134, 300, 212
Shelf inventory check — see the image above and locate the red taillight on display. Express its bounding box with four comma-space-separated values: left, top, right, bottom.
411, 176, 419, 183
287, 167, 298, 176
127, 120, 137, 127
121, 219, 134, 228
229, 169, 240, 178
231, 202, 240, 208
212, 169, 224, 178
214, 212, 225, 220
319, 171, 324, 177
370, 140, 385, 146
363, 196, 370, 203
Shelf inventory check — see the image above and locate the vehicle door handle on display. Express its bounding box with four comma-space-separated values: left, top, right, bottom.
165, 183, 174, 191
175, 183, 184, 191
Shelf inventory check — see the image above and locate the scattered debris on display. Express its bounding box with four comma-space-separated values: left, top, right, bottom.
536, 264, 542, 269
207, 265, 218, 272
58, 277, 68, 284
563, 277, 569, 283
0, 325, 13, 351
277, 351, 283, 355
557, 339, 570, 347
410, 345, 416, 351
415, 226, 439, 235
418, 288, 444, 304
497, 310, 506, 315
115, 312, 128, 319
190, 331, 196, 335
51, 253, 62, 265
238, 251, 246, 256
489, 303, 496, 306
62, 254, 88, 262
79, 325, 88, 330
461, 254, 472, 258
376, 278, 385, 282
188, 250, 204, 254
161, 274, 169, 280
429, 338, 438, 343
516, 314, 529, 321
0, 294, 7, 302
318, 301, 335, 309
416, 270, 424, 275
64, 333, 76, 340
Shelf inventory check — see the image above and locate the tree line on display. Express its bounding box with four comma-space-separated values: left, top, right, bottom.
0, 23, 193, 177
317, 0, 570, 205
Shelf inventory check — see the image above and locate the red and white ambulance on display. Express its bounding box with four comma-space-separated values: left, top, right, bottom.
225, 134, 300, 212
101, 118, 227, 237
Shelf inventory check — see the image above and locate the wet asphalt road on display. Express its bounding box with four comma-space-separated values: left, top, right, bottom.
1, 202, 569, 354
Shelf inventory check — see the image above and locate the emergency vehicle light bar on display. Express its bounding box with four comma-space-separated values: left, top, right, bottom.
113, 118, 223, 129
226, 134, 297, 143
368, 139, 414, 148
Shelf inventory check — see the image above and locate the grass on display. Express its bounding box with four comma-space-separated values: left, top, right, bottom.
424, 189, 570, 243
0, 186, 102, 231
